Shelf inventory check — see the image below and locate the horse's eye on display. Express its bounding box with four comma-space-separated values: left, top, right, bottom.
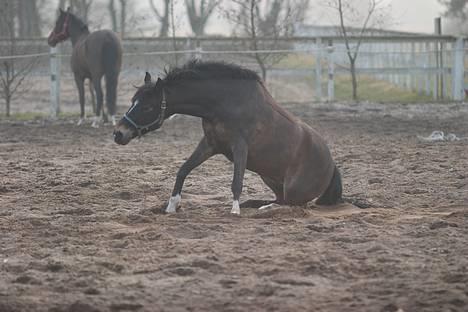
143, 105, 153, 112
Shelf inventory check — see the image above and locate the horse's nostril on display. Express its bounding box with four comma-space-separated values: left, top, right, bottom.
114, 130, 123, 142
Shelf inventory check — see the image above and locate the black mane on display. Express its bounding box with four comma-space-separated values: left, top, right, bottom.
164, 60, 261, 82
68, 12, 89, 32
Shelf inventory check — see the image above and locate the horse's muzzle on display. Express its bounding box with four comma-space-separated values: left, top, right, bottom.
113, 130, 125, 145
47, 33, 58, 47
113, 121, 136, 145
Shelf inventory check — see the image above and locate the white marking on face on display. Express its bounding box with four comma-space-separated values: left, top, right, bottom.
231, 200, 240, 215
127, 99, 138, 115
166, 194, 181, 213
259, 203, 274, 210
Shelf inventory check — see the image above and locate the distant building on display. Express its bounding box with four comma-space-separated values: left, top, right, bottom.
294, 24, 425, 37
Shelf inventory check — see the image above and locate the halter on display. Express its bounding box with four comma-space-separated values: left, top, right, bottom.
51, 13, 70, 43
123, 88, 167, 138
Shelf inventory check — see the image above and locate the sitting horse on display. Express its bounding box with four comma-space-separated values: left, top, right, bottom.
114, 61, 342, 215
48, 8, 122, 127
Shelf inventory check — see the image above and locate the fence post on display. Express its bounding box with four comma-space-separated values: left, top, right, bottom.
327, 39, 335, 102
424, 42, 431, 96
315, 37, 322, 100
49, 46, 60, 117
195, 39, 203, 60
452, 37, 465, 101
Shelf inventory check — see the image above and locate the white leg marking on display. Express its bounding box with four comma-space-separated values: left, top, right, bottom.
91, 116, 101, 128
77, 118, 84, 126
231, 200, 240, 215
111, 115, 117, 126
259, 203, 275, 210
166, 194, 181, 213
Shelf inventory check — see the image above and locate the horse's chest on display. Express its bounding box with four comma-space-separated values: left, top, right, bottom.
202, 121, 237, 154
71, 46, 90, 77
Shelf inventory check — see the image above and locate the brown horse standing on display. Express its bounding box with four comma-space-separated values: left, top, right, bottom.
114, 61, 342, 215
48, 8, 122, 127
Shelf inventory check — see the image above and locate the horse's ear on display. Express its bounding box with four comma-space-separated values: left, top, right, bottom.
66, 6, 71, 13
144, 72, 152, 84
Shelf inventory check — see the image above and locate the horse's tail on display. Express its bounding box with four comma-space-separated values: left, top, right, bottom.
316, 165, 343, 205
102, 39, 121, 116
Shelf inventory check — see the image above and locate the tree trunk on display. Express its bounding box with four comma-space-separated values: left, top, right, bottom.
108, 0, 118, 32
185, 0, 218, 37
6, 94, 11, 117
149, 0, 170, 37
18, 0, 41, 38
170, 0, 178, 66
119, 0, 126, 37
0, 0, 15, 38
350, 58, 358, 101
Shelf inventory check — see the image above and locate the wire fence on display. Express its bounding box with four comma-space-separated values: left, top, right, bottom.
0, 35, 466, 117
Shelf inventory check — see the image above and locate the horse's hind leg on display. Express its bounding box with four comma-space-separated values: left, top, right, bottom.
166, 137, 215, 213
74, 75, 85, 125
316, 165, 343, 205
240, 176, 284, 208
91, 77, 103, 128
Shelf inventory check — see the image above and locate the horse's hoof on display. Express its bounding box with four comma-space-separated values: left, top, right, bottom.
165, 195, 180, 213
77, 119, 84, 126
91, 122, 100, 128
230, 200, 240, 215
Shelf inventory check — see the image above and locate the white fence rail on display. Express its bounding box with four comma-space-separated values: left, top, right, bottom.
0, 35, 466, 117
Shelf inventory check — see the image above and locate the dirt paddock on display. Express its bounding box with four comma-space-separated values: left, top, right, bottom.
1, 102, 467, 312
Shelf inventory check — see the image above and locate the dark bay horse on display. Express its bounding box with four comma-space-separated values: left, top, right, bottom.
114, 61, 342, 215
48, 8, 122, 127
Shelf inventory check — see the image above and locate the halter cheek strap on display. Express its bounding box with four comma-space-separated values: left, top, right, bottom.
123, 89, 167, 138
51, 14, 70, 42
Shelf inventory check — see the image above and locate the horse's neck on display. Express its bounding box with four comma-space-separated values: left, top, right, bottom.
167, 83, 214, 119
69, 24, 90, 46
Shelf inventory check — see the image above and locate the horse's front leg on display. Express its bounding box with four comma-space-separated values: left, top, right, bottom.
166, 137, 215, 213
74, 75, 85, 125
230, 138, 248, 215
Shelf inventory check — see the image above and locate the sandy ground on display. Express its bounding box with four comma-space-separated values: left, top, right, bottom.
0, 101, 467, 312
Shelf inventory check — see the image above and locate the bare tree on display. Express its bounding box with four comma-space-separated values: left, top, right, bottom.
149, 0, 171, 37
0, 0, 15, 38
325, 0, 389, 101
170, 0, 180, 66
223, 0, 309, 80
0, 1, 37, 116
185, 0, 219, 36
439, 0, 467, 19
108, 0, 118, 32
59, 0, 92, 23
119, 0, 126, 37
17, 0, 42, 38
439, 0, 468, 34
108, 0, 128, 37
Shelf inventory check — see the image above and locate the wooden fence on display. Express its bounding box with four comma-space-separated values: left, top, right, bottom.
0, 35, 466, 116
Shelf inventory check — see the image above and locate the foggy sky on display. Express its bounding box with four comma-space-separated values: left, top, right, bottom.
48, 0, 447, 36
